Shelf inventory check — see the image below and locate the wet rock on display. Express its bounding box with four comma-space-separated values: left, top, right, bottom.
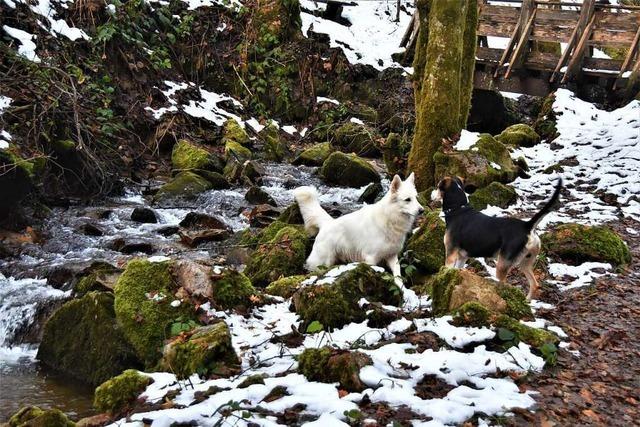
173, 260, 213, 300
405, 210, 446, 275
244, 225, 308, 287
320, 152, 380, 188
154, 171, 213, 203
494, 314, 559, 347
78, 222, 104, 236
298, 347, 372, 392
379, 132, 409, 177
93, 369, 152, 414
261, 123, 289, 161
496, 124, 540, 147
468, 89, 523, 135
195, 170, 230, 189
241, 160, 265, 185
277, 203, 304, 224
292, 263, 402, 330
358, 182, 383, 204
74, 261, 122, 296
158, 322, 239, 379
156, 225, 179, 236
265, 275, 306, 298
433, 134, 518, 189
332, 122, 379, 157
468, 182, 517, 210
292, 142, 333, 166
0, 151, 35, 218
247, 204, 280, 228
178, 212, 232, 247
110, 239, 155, 255
245, 186, 276, 206
37, 292, 141, 386
7, 406, 75, 427
114, 259, 199, 367
75, 414, 111, 427
171, 139, 219, 172
542, 223, 631, 267
130, 207, 157, 224
210, 267, 258, 309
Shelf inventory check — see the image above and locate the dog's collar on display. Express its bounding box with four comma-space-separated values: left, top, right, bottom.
443, 204, 471, 217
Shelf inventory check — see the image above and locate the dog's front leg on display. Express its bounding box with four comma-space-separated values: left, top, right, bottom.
386, 255, 404, 288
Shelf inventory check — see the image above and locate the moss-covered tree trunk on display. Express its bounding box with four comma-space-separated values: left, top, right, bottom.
412, 0, 431, 112
408, 0, 478, 190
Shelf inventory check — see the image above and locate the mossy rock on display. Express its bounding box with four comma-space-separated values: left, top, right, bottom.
292, 263, 402, 330
93, 369, 152, 414
238, 220, 290, 248
74, 262, 122, 296
0, 150, 34, 214
211, 268, 258, 309
265, 275, 306, 298
172, 140, 217, 171
332, 122, 378, 157
298, 347, 371, 392
542, 223, 631, 266
195, 170, 230, 189
278, 203, 304, 224
452, 302, 491, 328
320, 152, 380, 188
244, 225, 308, 287
261, 124, 289, 161
237, 374, 266, 388
292, 142, 333, 166
495, 124, 540, 147
344, 102, 378, 123
380, 132, 410, 177
405, 210, 446, 275
158, 323, 239, 379
433, 134, 518, 189
468, 182, 517, 210
533, 94, 558, 142
222, 118, 250, 147
37, 292, 141, 386
494, 315, 559, 347
8, 406, 75, 427
114, 259, 198, 367
154, 171, 213, 203
422, 267, 532, 319
224, 140, 252, 163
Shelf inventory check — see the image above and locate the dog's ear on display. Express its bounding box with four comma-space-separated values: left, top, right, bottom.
390, 175, 402, 193
405, 172, 415, 184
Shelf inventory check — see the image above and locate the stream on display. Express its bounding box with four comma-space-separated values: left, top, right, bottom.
0, 162, 378, 421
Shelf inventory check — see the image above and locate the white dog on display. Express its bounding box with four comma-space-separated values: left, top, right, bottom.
293, 173, 424, 283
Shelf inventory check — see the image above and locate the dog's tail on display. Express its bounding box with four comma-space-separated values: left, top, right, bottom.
527, 177, 563, 231
293, 186, 333, 236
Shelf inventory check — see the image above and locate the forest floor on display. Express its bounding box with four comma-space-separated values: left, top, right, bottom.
509, 217, 640, 426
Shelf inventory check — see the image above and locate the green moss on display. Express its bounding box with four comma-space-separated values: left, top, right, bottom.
195, 170, 230, 189
172, 140, 215, 171
452, 302, 491, 327
278, 203, 304, 224
320, 152, 380, 188
253, 0, 302, 42
332, 122, 378, 157
262, 123, 288, 161
494, 315, 559, 347
36, 292, 140, 386
469, 182, 517, 210
52, 139, 76, 153
542, 223, 631, 266
222, 119, 250, 146
495, 124, 540, 147
405, 210, 446, 274
224, 140, 252, 162
244, 226, 308, 287
265, 275, 306, 298
211, 269, 257, 309
158, 323, 239, 379
412, 0, 431, 108
93, 369, 152, 414
380, 132, 409, 177
293, 142, 333, 166
459, 0, 478, 128
533, 94, 558, 142
542, 163, 563, 175
496, 284, 533, 319
293, 264, 402, 329
74, 262, 121, 296
298, 347, 371, 392
154, 171, 213, 202
114, 259, 198, 367
237, 374, 266, 388
238, 220, 291, 248
298, 347, 332, 382
8, 406, 75, 427
421, 267, 463, 316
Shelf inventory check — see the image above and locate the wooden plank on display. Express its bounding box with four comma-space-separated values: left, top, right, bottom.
614, 25, 640, 90
505, 8, 537, 78
493, 19, 523, 77
562, 13, 597, 83
623, 55, 640, 97
400, 12, 415, 47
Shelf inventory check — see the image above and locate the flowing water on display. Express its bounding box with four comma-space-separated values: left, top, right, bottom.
0, 162, 377, 421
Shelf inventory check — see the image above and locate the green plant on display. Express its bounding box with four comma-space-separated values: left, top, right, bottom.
306, 321, 324, 334
538, 342, 558, 366
168, 317, 199, 337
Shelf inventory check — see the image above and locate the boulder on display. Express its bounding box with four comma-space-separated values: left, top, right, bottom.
468, 182, 517, 210
7, 406, 75, 427
37, 292, 141, 386
542, 223, 631, 266
109, 239, 155, 255
0, 150, 35, 217
74, 262, 122, 296
244, 225, 308, 286
265, 275, 306, 298
379, 132, 409, 177
405, 210, 446, 275
194, 170, 230, 189
245, 186, 276, 206
154, 171, 213, 203
332, 122, 379, 157
277, 203, 304, 224
298, 347, 372, 392
292, 263, 402, 330
130, 207, 157, 224
358, 182, 383, 204
433, 134, 518, 189
114, 259, 199, 367
173, 260, 214, 300
495, 124, 540, 147
171, 140, 218, 172
210, 268, 258, 309
222, 118, 250, 147
93, 370, 152, 414
261, 124, 289, 161
224, 140, 252, 163
320, 152, 380, 188
467, 89, 523, 135
493, 314, 559, 347
78, 222, 104, 236
158, 322, 239, 379
178, 212, 232, 247
292, 142, 333, 166
423, 267, 532, 319
533, 94, 558, 142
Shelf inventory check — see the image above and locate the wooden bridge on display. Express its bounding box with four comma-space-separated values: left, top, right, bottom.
401, 0, 640, 99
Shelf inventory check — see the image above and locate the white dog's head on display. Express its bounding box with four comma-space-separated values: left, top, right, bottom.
386, 172, 424, 218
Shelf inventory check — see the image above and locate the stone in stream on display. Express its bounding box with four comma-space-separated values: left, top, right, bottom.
320, 152, 381, 188
247, 204, 281, 228
7, 406, 76, 427
178, 212, 232, 247
93, 369, 152, 415
78, 222, 104, 236
358, 182, 383, 204
245, 186, 277, 206
130, 207, 157, 223
109, 238, 155, 255
292, 142, 333, 166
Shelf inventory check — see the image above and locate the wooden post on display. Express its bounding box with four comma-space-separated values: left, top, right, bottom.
505, 8, 537, 78
614, 26, 640, 90
494, 0, 535, 78
624, 55, 640, 99
560, 0, 597, 83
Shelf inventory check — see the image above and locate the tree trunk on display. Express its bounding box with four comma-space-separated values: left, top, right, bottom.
412, 0, 431, 112
408, 0, 477, 191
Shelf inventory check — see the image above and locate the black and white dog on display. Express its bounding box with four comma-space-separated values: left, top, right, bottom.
432, 176, 562, 300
